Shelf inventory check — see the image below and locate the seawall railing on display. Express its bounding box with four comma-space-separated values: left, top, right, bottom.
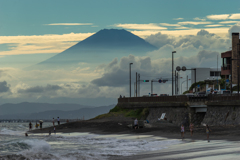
118, 94, 240, 103
118, 96, 188, 103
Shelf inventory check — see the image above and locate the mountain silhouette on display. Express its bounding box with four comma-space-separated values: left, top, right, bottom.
29, 29, 157, 69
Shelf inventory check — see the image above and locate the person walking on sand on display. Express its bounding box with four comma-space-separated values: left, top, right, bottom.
189, 123, 194, 137
134, 118, 138, 130
57, 117, 60, 125
206, 124, 211, 142
52, 118, 55, 126
181, 124, 184, 140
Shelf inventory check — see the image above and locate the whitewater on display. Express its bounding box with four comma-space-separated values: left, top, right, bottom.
0, 122, 182, 160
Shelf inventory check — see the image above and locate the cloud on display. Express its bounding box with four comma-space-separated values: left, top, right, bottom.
207, 14, 230, 20
46, 23, 93, 26
173, 18, 184, 20
205, 24, 223, 27
219, 21, 239, 24
145, 32, 173, 48
229, 13, 240, 19
114, 23, 167, 30
178, 21, 212, 25
193, 17, 206, 21
89, 50, 222, 96
196, 29, 214, 36
145, 29, 229, 53
18, 84, 62, 93
160, 23, 180, 27
0, 32, 94, 55
0, 81, 10, 92
228, 23, 240, 36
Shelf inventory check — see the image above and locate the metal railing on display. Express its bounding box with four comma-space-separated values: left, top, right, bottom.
118, 94, 240, 103
221, 64, 231, 70
118, 96, 188, 103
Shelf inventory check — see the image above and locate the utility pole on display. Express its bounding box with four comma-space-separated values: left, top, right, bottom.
175, 70, 176, 95
136, 72, 137, 97
151, 80, 153, 94
195, 68, 197, 93
129, 63, 133, 97
138, 73, 140, 97
176, 72, 178, 95
172, 51, 176, 96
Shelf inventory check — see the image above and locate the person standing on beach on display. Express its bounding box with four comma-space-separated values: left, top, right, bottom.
57, 117, 60, 125
40, 121, 43, 129
52, 118, 55, 126
134, 118, 138, 130
206, 124, 211, 142
29, 122, 32, 130
189, 123, 194, 137
181, 124, 184, 139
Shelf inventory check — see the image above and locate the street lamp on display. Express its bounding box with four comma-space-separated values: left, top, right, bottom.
129, 63, 133, 97
172, 51, 176, 96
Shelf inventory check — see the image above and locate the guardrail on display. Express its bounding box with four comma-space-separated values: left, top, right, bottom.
118, 96, 188, 103
118, 94, 240, 103
208, 94, 240, 102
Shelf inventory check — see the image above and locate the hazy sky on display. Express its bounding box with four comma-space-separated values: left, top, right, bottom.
0, 0, 240, 106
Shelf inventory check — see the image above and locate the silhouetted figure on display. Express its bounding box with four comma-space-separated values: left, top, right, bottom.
206, 124, 211, 142
29, 122, 32, 130
134, 118, 138, 130
57, 117, 60, 125
39, 121, 43, 129
119, 95, 122, 98
25, 133, 28, 137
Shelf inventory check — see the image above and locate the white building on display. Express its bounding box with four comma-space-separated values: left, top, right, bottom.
191, 68, 221, 88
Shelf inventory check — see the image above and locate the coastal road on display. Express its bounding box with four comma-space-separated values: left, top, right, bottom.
115, 139, 240, 160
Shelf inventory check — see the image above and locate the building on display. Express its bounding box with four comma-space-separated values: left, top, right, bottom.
221, 32, 240, 84
191, 68, 221, 88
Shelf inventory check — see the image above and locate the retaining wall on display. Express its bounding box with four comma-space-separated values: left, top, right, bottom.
202, 101, 240, 126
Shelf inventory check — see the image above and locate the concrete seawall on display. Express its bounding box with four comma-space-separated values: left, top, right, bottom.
117, 101, 205, 126
202, 101, 240, 126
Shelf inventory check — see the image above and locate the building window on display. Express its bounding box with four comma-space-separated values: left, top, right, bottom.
215, 71, 220, 76
210, 72, 214, 76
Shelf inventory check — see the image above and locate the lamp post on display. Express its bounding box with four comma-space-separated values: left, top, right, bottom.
181, 80, 187, 94
172, 51, 176, 96
129, 63, 133, 97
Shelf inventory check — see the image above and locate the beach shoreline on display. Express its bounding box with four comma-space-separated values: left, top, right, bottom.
28, 119, 240, 142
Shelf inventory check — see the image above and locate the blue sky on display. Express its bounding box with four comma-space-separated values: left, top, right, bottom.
0, 0, 240, 106
1, 0, 240, 36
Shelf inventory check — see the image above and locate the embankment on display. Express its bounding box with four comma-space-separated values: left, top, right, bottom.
202, 101, 240, 126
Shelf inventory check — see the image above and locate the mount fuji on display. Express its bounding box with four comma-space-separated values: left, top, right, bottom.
29, 29, 157, 70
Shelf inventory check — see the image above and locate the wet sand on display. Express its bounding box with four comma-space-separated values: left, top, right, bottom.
29, 119, 240, 141
29, 119, 240, 160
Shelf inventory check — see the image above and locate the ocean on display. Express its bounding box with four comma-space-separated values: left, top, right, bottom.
0, 122, 182, 160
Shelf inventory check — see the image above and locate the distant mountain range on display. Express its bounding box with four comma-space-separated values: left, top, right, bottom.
28, 29, 157, 70
0, 102, 93, 115
0, 103, 115, 120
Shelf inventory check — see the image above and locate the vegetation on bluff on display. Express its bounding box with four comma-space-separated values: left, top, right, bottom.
93, 106, 149, 120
